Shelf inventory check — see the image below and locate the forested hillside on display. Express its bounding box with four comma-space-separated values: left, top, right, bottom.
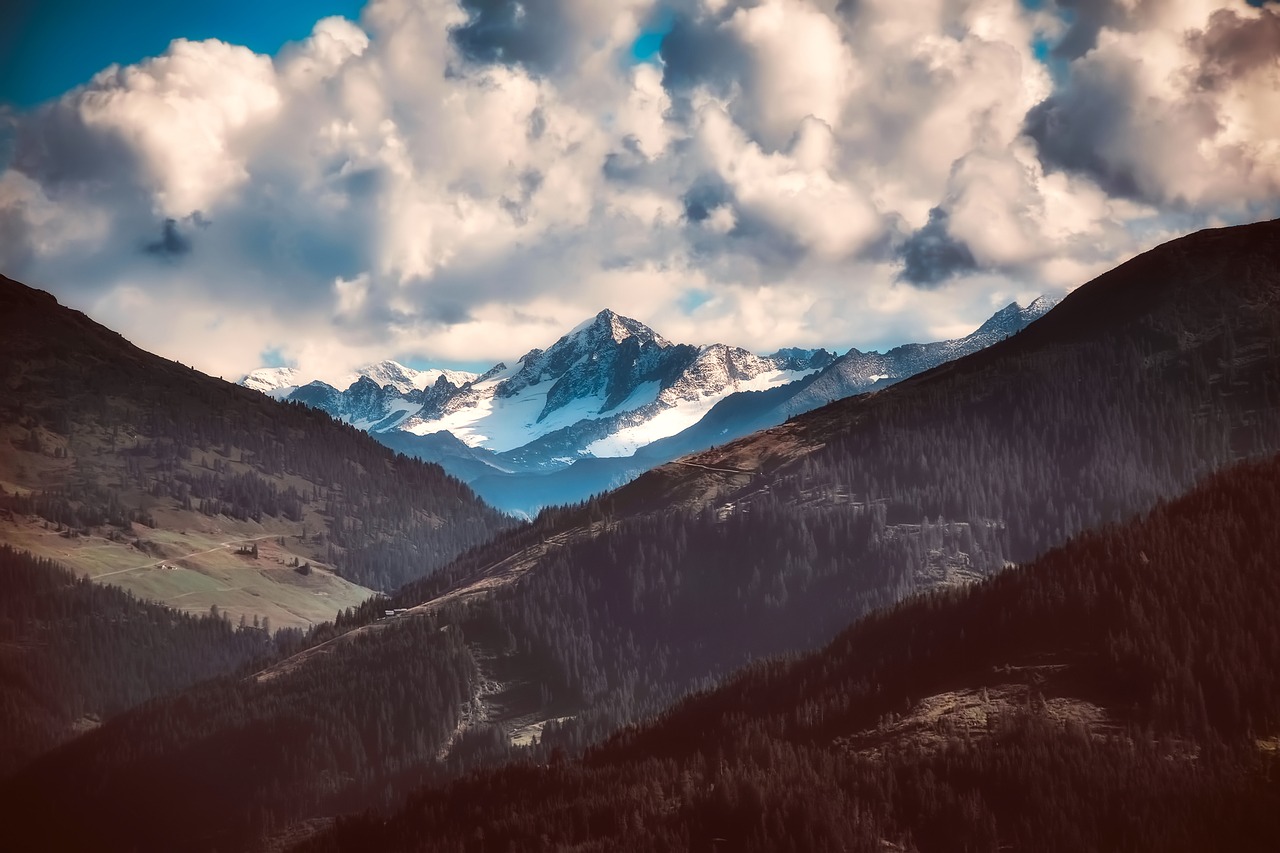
3, 221, 1278, 851
0, 276, 508, 596
382, 218, 1280, 740
301, 452, 1280, 852
0, 546, 273, 778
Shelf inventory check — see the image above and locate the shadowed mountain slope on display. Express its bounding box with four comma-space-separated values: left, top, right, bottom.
302, 452, 1280, 853
0, 275, 509, 601
0, 545, 275, 779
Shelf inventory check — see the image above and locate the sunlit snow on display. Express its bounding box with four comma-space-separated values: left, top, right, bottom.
585, 368, 815, 457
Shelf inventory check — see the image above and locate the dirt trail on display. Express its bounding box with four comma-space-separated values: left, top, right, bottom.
406, 526, 601, 616
250, 526, 602, 685
669, 459, 755, 476
250, 620, 382, 683
94, 534, 277, 580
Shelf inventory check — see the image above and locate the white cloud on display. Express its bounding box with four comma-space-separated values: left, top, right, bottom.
0, 0, 1274, 382
1028, 1, 1280, 209
75, 39, 281, 217
725, 0, 858, 149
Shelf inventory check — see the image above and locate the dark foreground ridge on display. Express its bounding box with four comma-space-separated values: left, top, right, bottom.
303, 453, 1280, 852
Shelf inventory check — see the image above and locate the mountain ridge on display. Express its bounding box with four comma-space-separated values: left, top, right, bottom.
242, 299, 1052, 514
0, 274, 509, 608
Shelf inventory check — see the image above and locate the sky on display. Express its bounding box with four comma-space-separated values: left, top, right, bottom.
1, 0, 1278, 383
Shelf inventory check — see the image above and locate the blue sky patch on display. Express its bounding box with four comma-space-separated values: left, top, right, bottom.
257, 347, 293, 369
678, 289, 714, 314
630, 9, 675, 65
0, 0, 366, 108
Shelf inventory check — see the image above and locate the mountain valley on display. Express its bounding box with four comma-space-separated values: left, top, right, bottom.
6, 2, 1279, 849
3, 221, 1277, 851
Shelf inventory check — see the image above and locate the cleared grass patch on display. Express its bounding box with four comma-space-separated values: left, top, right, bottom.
0, 513, 373, 630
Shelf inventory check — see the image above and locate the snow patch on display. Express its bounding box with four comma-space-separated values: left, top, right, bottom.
585, 368, 814, 457
405, 378, 613, 452
240, 366, 302, 398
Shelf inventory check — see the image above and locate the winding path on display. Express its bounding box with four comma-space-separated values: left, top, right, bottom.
669, 459, 755, 476
94, 534, 278, 580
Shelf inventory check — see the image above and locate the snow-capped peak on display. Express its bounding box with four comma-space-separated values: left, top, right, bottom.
494, 310, 672, 406
239, 361, 478, 401
969, 296, 1059, 343
344, 360, 478, 394
565, 309, 669, 348
240, 367, 302, 399
1022, 295, 1058, 317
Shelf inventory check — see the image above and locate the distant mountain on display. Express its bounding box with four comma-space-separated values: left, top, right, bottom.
643, 296, 1059, 462
785, 296, 1058, 414
397, 310, 832, 468
339, 361, 477, 395
240, 365, 302, 398
15, 220, 1278, 853
239, 360, 477, 402
242, 303, 1049, 516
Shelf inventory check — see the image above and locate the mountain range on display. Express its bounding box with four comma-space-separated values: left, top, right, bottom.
5, 220, 1277, 852
241, 298, 1056, 515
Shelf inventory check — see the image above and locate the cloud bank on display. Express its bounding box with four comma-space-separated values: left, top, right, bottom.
1, 0, 1276, 380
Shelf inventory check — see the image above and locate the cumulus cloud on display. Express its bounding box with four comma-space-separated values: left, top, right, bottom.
0, 0, 1275, 381
1027, 1, 1280, 209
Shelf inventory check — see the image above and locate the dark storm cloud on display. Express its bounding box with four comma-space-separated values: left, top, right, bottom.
451, 0, 578, 74
336, 166, 385, 199
1024, 0, 1146, 192
527, 106, 546, 140
144, 217, 193, 258
897, 207, 976, 286
724, 209, 809, 268
1046, 0, 1280, 66
499, 168, 543, 224
11, 98, 139, 188
603, 137, 652, 183
1027, 3, 1279, 206
658, 11, 750, 97
1023, 69, 1144, 200
680, 190, 810, 273
1050, 0, 1123, 60
655, 5, 760, 144
1190, 6, 1280, 90
681, 174, 731, 223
